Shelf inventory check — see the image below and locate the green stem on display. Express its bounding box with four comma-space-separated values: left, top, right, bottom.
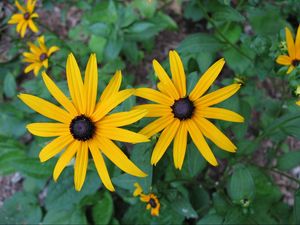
269, 168, 300, 184
198, 2, 254, 62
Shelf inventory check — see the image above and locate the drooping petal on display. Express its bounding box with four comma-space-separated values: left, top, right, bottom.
28, 20, 38, 33
84, 54, 98, 116
92, 89, 134, 121
133, 104, 172, 118
53, 141, 79, 181
139, 114, 175, 138
287, 65, 295, 74
24, 63, 37, 73
74, 142, 88, 191
189, 58, 225, 101
89, 141, 115, 191
296, 25, 300, 59
39, 135, 73, 162
20, 21, 27, 38
135, 88, 174, 106
169, 50, 186, 97
27, 123, 69, 137
15, 1, 26, 13
42, 59, 48, 68
186, 119, 218, 166
195, 107, 244, 122
97, 137, 147, 177
66, 53, 85, 113
97, 127, 149, 143
194, 117, 237, 152
153, 59, 180, 100
100, 70, 122, 101
276, 55, 292, 66
285, 27, 296, 59
42, 72, 78, 116
33, 63, 42, 76
47, 46, 59, 56
16, 20, 24, 33
98, 109, 147, 127
18, 94, 72, 123
151, 119, 180, 165
195, 84, 241, 107
173, 121, 187, 169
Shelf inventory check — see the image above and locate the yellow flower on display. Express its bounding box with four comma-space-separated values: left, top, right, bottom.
23, 36, 59, 76
140, 193, 160, 216
8, 0, 39, 38
19, 53, 148, 191
134, 50, 244, 168
276, 25, 300, 74
132, 183, 160, 216
296, 100, 300, 106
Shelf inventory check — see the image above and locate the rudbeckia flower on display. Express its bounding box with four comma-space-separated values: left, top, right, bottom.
133, 183, 160, 216
276, 25, 300, 74
19, 53, 148, 191
23, 36, 59, 76
135, 50, 244, 168
8, 0, 39, 38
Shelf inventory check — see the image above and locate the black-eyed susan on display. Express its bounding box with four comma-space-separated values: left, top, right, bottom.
23, 36, 59, 76
276, 25, 300, 74
134, 50, 244, 169
8, 0, 39, 38
133, 183, 160, 216
19, 53, 149, 191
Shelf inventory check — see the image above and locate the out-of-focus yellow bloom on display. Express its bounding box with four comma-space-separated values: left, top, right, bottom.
23, 36, 59, 76
8, 0, 39, 38
296, 100, 300, 106
276, 25, 300, 74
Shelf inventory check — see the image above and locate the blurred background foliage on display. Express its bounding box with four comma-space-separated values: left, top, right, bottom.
0, 0, 300, 224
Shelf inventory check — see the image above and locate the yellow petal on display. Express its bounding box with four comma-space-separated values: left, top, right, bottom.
24, 63, 37, 73
194, 117, 237, 152
89, 141, 115, 191
286, 27, 296, 59
42, 72, 78, 116
38, 36, 47, 52
173, 121, 187, 169
28, 42, 42, 55
27, 123, 69, 137
33, 63, 42, 76
153, 59, 180, 100
195, 84, 241, 107
186, 119, 218, 166
30, 12, 39, 18
97, 127, 149, 143
66, 53, 85, 113
139, 114, 174, 138
92, 89, 134, 122
23, 52, 38, 60
53, 141, 79, 181
15, 0, 26, 13
18, 94, 72, 123
8, 13, 23, 24
84, 54, 98, 116
42, 59, 48, 68
135, 88, 174, 106
28, 19, 38, 33
97, 137, 147, 177
74, 142, 88, 191
151, 119, 180, 165
287, 65, 295, 74
39, 135, 73, 162
98, 109, 147, 127
133, 104, 172, 118
276, 55, 292, 66
169, 50, 186, 97
27, 0, 36, 13
296, 100, 300, 106
296, 25, 300, 59
47, 46, 59, 56
20, 21, 27, 38
100, 70, 122, 101
189, 58, 225, 101
195, 107, 244, 122
16, 20, 24, 33
133, 182, 143, 196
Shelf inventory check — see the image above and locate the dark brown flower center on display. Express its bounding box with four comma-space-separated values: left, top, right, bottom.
70, 115, 95, 141
39, 53, 48, 61
149, 198, 157, 208
23, 12, 30, 20
171, 97, 194, 120
292, 60, 300, 67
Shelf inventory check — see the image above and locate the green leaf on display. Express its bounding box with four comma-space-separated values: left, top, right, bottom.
197, 213, 223, 225
104, 38, 123, 61
294, 189, 300, 225
277, 151, 300, 171
171, 194, 198, 219
131, 0, 157, 18
212, 192, 231, 216
43, 207, 87, 224
213, 6, 245, 22
92, 192, 113, 225
89, 23, 112, 36
227, 164, 255, 204
88, 35, 107, 62
3, 73, 16, 98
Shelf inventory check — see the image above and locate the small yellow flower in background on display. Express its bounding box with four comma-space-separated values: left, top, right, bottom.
276, 25, 300, 74
23, 36, 59, 76
19, 53, 149, 191
134, 50, 244, 168
296, 100, 300, 106
8, 0, 39, 38
133, 183, 160, 216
